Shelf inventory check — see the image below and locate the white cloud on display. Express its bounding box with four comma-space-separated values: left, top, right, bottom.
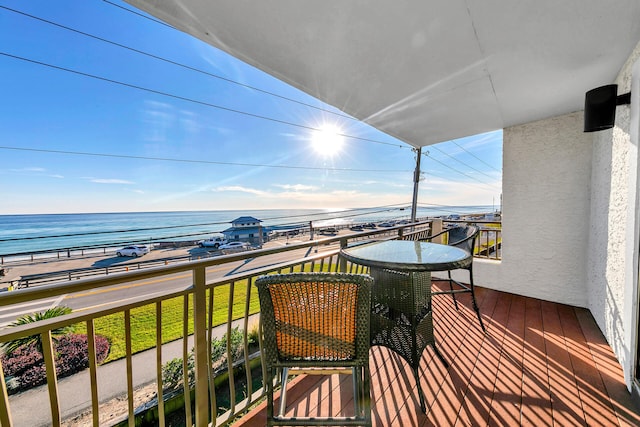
273, 184, 318, 191
89, 178, 135, 185
212, 184, 398, 209
8, 167, 63, 179
9, 167, 45, 173
214, 186, 267, 196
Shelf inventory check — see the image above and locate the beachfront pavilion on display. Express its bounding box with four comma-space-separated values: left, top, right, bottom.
125, 0, 640, 402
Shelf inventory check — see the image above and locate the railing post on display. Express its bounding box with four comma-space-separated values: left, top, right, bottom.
192, 266, 209, 427
431, 219, 444, 243
0, 363, 13, 426
338, 238, 348, 272
41, 330, 61, 426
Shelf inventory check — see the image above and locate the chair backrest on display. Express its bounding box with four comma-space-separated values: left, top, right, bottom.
446, 225, 479, 254
256, 272, 372, 365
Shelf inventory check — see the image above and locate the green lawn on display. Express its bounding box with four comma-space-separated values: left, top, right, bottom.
75, 281, 260, 362
77, 264, 334, 362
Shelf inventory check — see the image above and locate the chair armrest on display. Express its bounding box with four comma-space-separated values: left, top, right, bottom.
424, 228, 450, 241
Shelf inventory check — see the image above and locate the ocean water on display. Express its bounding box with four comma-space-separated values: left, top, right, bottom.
0, 206, 493, 255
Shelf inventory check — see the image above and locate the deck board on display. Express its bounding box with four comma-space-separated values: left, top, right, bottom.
234, 281, 640, 426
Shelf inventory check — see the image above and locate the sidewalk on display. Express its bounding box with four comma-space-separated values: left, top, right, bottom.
8, 315, 260, 427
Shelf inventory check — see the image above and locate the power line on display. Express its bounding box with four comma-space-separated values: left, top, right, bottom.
0, 5, 354, 121
450, 140, 501, 172
2, 6, 503, 192
417, 202, 492, 210
429, 145, 498, 181
0, 145, 410, 173
423, 169, 500, 193
1, 6, 503, 184
0, 52, 405, 150
99, 1, 501, 181
101, 0, 174, 28
422, 151, 500, 190
98, 2, 500, 182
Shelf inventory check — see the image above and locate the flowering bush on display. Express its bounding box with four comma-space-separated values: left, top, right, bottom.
1, 334, 110, 394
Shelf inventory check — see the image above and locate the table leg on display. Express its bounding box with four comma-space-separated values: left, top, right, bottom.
370, 268, 448, 413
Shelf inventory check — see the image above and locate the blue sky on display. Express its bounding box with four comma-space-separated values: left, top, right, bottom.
0, 0, 502, 215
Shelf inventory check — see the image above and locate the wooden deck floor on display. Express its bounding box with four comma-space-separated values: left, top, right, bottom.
234, 281, 640, 426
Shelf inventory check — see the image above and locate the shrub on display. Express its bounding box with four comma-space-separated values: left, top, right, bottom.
2, 306, 74, 355
163, 353, 194, 391
1, 333, 110, 394
162, 327, 254, 392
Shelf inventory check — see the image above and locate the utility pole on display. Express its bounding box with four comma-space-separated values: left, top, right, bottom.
411, 147, 422, 222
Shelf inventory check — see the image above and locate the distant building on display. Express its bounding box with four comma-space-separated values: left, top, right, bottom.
222, 216, 270, 245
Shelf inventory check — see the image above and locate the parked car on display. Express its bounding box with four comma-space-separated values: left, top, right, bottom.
116, 245, 149, 257
349, 225, 364, 231
319, 227, 338, 235
197, 236, 228, 248
218, 241, 250, 251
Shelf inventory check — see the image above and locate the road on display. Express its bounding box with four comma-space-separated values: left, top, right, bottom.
0, 238, 339, 327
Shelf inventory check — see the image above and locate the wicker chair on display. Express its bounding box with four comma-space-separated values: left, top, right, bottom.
256, 272, 373, 426
427, 225, 486, 331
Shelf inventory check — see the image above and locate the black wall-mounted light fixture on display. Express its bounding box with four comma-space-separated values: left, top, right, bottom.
584, 84, 632, 132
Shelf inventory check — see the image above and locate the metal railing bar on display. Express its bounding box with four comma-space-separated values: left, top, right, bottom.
226, 280, 237, 416
1, 222, 434, 299
125, 309, 135, 427
1, 221, 503, 427
182, 295, 193, 427
207, 285, 216, 425
41, 329, 60, 426
0, 286, 192, 342
257, 299, 267, 400
202, 249, 343, 292
0, 264, 195, 307
0, 360, 13, 426
192, 265, 208, 427
243, 278, 253, 406
86, 319, 99, 426
156, 301, 165, 427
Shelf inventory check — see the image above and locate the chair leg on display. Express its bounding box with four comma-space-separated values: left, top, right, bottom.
352, 367, 360, 417
468, 265, 486, 332
278, 367, 289, 417
266, 368, 275, 427
363, 365, 372, 427
447, 270, 459, 310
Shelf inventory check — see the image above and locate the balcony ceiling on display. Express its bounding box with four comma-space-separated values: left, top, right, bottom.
125, 1, 640, 148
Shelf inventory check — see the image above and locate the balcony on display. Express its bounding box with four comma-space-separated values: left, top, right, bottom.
0, 222, 637, 426
236, 280, 640, 426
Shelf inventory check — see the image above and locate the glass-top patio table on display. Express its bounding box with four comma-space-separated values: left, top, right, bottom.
340, 240, 472, 412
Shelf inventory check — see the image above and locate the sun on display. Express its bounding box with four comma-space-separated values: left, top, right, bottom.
311, 124, 345, 156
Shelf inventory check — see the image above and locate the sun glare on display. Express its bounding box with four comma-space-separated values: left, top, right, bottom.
311, 124, 345, 156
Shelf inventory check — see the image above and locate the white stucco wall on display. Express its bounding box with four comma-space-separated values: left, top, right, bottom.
587, 41, 640, 388
442, 41, 640, 390
473, 41, 640, 389
473, 112, 593, 306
